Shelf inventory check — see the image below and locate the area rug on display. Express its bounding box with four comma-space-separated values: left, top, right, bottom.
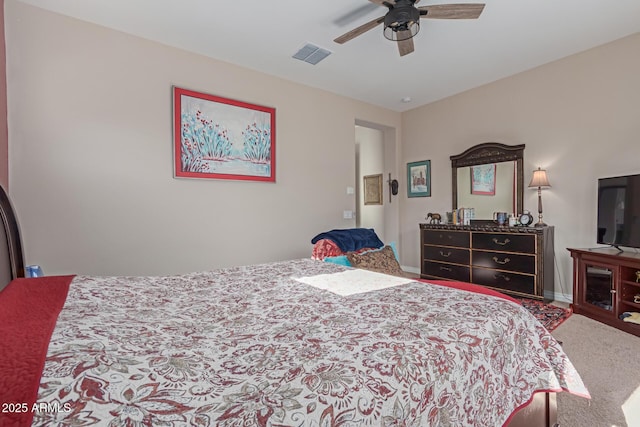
518, 298, 572, 331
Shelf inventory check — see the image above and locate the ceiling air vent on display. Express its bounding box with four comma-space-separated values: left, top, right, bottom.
292, 43, 332, 65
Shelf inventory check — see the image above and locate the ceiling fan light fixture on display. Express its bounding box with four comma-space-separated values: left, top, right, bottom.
383, 4, 420, 41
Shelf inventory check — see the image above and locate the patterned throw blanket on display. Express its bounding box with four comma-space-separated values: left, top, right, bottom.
23, 259, 588, 426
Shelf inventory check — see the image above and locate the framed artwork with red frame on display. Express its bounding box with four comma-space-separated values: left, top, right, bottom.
173, 87, 276, 182
470, 163, 496, 195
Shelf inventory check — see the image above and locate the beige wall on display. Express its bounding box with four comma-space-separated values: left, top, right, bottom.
401, 32, 640, 300
5, 1, 401, 276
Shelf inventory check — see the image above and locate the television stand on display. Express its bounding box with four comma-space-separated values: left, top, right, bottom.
568, 247, 640, 337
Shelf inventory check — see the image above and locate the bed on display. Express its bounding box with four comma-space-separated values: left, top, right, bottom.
0, 187, 589, 427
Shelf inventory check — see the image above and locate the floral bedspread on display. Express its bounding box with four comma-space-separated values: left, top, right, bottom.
34, 259, 588, 426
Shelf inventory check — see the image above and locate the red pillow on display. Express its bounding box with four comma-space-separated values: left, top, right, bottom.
312, 239, 343, 260
312, 239, 377, 261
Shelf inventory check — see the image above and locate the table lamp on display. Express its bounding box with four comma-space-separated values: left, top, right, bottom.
528, 167, 551, 227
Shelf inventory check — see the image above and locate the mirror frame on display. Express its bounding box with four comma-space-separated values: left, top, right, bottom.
451, 142, 525, 215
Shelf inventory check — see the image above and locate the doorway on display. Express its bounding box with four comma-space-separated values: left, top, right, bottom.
354, 121, 398, 246
355, 126, 385, 239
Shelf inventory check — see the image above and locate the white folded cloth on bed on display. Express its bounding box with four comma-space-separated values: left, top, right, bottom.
293, 268, 414, 296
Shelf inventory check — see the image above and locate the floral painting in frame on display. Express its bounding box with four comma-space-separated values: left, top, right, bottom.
173, 87, 276, 182
471, 163, 496, 195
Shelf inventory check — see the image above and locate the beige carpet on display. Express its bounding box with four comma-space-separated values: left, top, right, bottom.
551, 314, 640, 427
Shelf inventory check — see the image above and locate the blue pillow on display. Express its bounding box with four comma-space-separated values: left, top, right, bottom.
323, 255, 351, 266
387, 241, 399, 261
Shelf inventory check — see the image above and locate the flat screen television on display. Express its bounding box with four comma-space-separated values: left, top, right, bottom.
597, 173, 640, 250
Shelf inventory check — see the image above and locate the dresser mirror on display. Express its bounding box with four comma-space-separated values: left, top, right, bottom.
451, 143, 525, 220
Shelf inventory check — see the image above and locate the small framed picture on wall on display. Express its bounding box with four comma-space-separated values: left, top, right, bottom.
407, 160, 431, 197
363, 174, 383, 205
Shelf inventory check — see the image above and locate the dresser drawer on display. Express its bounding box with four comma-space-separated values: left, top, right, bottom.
423, 261, 470, 282
472, 232, 536, 254
422, 230, 470, 248
472, 250, 536, 274
423, 246, 470, 264
472, 267, 535, 295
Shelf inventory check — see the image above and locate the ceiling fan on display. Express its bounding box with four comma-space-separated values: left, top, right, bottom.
334, 0, 485, 57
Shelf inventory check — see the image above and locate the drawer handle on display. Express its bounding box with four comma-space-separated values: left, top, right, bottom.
492, 256, 511, 265
440, 250, 452, 258
492, 237, 511, 246
494, 273, 511, 282
439, 266, 452, 272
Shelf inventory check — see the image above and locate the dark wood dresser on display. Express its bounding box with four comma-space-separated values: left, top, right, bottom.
420, 223, 555, 301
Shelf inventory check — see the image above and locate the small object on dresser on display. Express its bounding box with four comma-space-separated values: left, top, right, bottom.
493, 211, 508, 226
426, 212, 442, 224
445, 212, 454, 224
634, 294, 640, 304
636, 271, 640, 283
457, 207, 475, 225
519, 211, 534, 227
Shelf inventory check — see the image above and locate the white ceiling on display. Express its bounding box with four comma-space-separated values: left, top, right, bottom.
17, 0, 640, 112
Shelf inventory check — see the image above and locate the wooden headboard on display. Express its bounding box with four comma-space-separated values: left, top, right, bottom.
0, 185, 25, 291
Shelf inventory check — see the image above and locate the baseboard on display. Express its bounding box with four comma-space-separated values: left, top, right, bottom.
549, 292, 573, 304
402, 265, 420, 275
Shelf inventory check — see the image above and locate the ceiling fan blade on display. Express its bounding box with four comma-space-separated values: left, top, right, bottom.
333, 2, 381, 27
368, 0, 395, 5
334, 15, 385, 44
419, 3, 485, 19
397, 35, 415, 57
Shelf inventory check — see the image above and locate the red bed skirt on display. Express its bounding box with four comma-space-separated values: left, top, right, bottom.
419, 278, 520, 304
0, 275, 74, 427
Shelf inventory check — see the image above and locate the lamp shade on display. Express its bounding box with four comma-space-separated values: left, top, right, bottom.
529, 167, 551, 188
